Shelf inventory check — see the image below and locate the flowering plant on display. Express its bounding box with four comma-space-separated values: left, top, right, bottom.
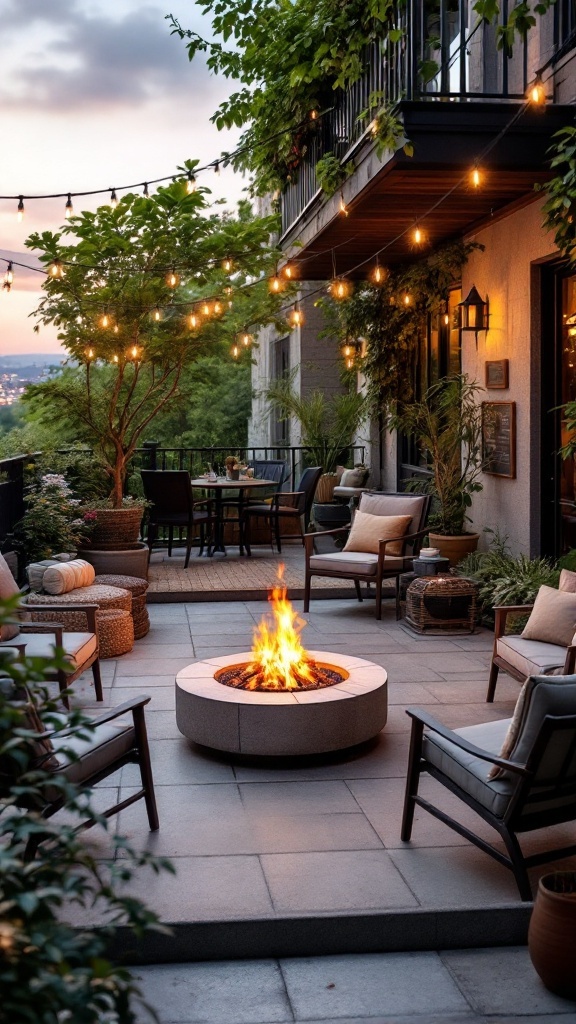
14, 473, 95, 563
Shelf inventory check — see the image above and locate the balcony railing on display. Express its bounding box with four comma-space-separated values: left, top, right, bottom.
281, 0, 576, 236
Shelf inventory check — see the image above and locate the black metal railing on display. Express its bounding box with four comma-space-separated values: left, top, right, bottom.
281, 0, 572, 235
0, 454, 39, 549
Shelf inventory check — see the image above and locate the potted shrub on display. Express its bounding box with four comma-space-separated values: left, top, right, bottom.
528, 871, 576, 998
264, 375, 367, 526
391, 374, 484, 564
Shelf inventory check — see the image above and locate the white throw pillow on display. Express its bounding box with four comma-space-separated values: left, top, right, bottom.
42, 559, 96, 595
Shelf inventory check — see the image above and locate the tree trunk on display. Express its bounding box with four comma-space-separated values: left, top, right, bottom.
111, 456, 125, 508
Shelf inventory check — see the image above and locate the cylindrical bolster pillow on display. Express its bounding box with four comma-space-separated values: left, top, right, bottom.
42, 559, 96, 595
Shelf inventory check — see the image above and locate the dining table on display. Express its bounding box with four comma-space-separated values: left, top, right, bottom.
190, 476, 276, 554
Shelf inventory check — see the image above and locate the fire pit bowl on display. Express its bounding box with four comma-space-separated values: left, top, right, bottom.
176, 652, 388, 756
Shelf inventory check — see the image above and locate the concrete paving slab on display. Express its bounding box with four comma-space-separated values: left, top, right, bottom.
260, 850, 418, 912
121, 738, 236, 786
134, 960, 291, 1024
441, 947, 576, 1016
113, 675, 179, 688
279, 952, 469, 1019
232, 733, 409, 783
239, 780, 360, 816
388, 846, 523, 906
113, 686, 175, 710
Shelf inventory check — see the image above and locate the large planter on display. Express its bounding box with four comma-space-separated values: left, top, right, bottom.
81, 542, 149, 580
87, 506, 144, 550
528, 872, 576, 998
314, 473, 339, 505
428, 532, 480, 567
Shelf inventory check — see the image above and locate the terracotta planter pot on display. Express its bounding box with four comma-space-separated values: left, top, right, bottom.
81, 542, 149, 580
87, 507, 144, 550
528, 872, 576, 998
314, 473, 339, 504
427, 532, 480, 566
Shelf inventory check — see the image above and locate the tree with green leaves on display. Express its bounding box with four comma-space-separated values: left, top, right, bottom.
26, 181, 288, 506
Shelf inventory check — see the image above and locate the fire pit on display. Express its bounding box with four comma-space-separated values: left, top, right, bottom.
176, 568, 388, 755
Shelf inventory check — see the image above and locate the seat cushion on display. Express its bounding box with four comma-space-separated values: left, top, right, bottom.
424, 718, 515, 817
9, 632, 98, 671
0, 552, 21, 640
309, 551, 405, 574
496, 635, 567, 678
50, 719, 136, 785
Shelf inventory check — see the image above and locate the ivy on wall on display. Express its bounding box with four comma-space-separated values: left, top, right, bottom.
541, 125, 576, 263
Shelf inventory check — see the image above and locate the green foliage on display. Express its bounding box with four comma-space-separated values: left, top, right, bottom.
391, 374, 484, 536
323, 241, 482, 419
12, 472, 94, 563
315, 154, 355, 196
457, 531, 560, 612
542, 126, 576, 267
558, 548, 576, 572
0, 599, 173, 1023
151, 355, 252, 449
473, 0, 556, 52
263, 372, 367, 473
25, 185, 286, 506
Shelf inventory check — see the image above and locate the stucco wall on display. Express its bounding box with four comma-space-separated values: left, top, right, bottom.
462, 198, 557, 555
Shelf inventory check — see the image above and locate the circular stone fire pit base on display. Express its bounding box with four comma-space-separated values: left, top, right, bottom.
176, 652, 388, 756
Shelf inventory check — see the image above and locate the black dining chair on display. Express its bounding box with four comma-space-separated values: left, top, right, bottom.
243, 466, 323, 555
141, 470, 215, 568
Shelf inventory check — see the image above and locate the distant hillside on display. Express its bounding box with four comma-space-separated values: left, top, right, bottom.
0, 354, 63, 367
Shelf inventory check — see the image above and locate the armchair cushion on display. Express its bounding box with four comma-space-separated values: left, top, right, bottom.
50, 716, 135, 785
559, 568, 576, 592
521, 585, 576, 647
0, 552, 21, 641
496, 635, 568, 678
309, 551, 405, 574
344, 511, 411, 556
359, 493, 427, 537
10, 631, 97, 671
423, 718, 514, 816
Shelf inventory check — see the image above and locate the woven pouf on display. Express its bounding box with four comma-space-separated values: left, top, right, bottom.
405, 576, 477, 635
94, 574, 149, 637
97, 608, 134, 658
25, 584, 132, 631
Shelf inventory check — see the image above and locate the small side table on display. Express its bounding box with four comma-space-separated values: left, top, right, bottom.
405, 576, 478, 635
412, 557, 451, 576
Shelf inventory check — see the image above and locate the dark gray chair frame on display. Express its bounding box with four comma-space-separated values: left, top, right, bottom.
141, 470, 216, 568
402, 705, 576, 901
487, 603, 576, 702
24, 694, 158, 860
304, 492, 432, 620
243, 467, 323, 556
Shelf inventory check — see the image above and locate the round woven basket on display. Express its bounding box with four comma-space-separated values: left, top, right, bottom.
133, 609, 150, 640
94, 574, 149, 598
25, 584, 132, 631
405, 575, 477, 635
97, 608, 134, 658
86, 507, 144, 549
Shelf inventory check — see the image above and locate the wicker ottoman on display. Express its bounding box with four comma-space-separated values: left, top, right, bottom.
94, 574, 150, 638
405, 576, 478, 635
97, 608, 134, 658
24, 584, 132, 631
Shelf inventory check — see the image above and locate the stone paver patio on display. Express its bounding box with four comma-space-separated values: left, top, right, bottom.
63, 582, 576, 963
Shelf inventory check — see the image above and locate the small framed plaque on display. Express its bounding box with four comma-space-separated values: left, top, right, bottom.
482, 401, 516, 479
485, 359, 509, 389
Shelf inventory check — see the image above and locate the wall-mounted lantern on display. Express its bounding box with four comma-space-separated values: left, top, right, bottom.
458, 285, 489, 345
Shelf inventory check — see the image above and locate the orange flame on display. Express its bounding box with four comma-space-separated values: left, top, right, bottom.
246, 564, 315, 690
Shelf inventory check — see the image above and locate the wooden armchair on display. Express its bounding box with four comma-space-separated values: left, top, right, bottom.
487, 604, 576, 702
304, 492, 431, 620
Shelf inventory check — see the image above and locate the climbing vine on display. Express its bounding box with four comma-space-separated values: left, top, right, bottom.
541, 124, 576, 264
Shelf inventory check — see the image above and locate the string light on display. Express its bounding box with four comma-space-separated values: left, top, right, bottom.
86, 347, 95, 360
289, 304, 304, 327
339, 193, 348, 216
222, 258, 233, 273
65, 194, 73, 219
213, 161, 220, 176
153, 306, 162, 322
310, 109, 318, 121
413, 225, 424, 245
329, 278, 352, 301
167, 269, 180, 288
110, 188, 118, 208
113, 324, 119, 334
130, 345, 141, 360
342, 342, 353, 358
186, 172, 197, 193
241, 332, 253, 347
268, 273, 283, 293
346, 356, 355, 370
282, 262, 297, 279
3, 262, 13, 291
528, 75, 546, 105
48, 259, 64, 279
201, 301, 211, 317
213, 300, 223, 315
471, 166, 481, 188
189, 312, 200, 329
112, 354, 119, 363
143, 182, 149, 197
17, 197, 24, 222
371, 262, 387, 285
231, 343, 239, 359
100, 312, 110, 328
402, 292, 412, 306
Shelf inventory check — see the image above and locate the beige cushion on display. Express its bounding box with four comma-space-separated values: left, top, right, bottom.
42, 559, 96, 596
340, 467, 369, 488
359, 492, 427, 537
559, 569, 576, 593
309, 552, 405, 574
496, 635, 568, 678
0, 552, 21, 641
344, 510, 411, 557
9, 631, 98, 671
488, 676, 531, 780
521, 585, 576, 647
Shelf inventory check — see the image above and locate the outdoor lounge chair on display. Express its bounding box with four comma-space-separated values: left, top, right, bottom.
401, 673, 576, 900
243, 466, 323, 555
486, 603, 576, 702
17, 693, 159, 860
141, 469, 216, 567
304, 492, 431, 620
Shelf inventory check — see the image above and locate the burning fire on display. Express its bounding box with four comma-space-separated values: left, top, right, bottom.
247, 564, 316, 690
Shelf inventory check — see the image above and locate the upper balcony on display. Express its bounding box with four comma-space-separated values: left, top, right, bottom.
280, 0, 576, 278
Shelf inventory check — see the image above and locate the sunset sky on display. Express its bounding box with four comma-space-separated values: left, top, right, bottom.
0, 0, 244, 354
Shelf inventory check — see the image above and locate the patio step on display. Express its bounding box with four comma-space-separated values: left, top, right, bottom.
107, 904, 531, 965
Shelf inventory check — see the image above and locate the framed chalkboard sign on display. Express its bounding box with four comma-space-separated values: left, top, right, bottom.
482, 401, 516, 478
485, 359, 509, 389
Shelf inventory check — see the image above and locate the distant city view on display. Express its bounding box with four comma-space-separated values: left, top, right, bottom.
0, 354, 63, 406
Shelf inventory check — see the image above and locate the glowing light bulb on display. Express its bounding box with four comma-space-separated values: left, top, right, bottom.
113, 324, 119, 334
343, 344, 353, 358
113, 354, 119, 363
223, 258, 233, 273
202, 302, 211, 316
310, 109, 318, 120
529, 76, 546, 104
403, 293, 411, 306
337, 282, 345, 298
110, 188, 118, 208
290, 307, 304, 327
3, 262, 13, 291
65, 193, 73, 219
339, 194, 348, 216
241, 333, 252, 347
413, 225, 423, 245
187, 172, 197, 193
143, 182, 149, 197
471, 167, 481, 188
131, 345, 139, 359
87, 348, 95, 360
231, 344, 239, 359
167, 269, 180, 288
371, 263, 387, 285
153, 307, 161, 322
189, 313, 199, 329
17, 196, 24, 222
282, 263, 296, 279
49, 259, 64, 279
444, 313, 450, 325
269, 275, 282, 293
346, 357, 354, 370
101, 313, 109, 328
213, 301, 222, 315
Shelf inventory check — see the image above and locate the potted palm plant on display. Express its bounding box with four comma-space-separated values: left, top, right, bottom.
391, 374, 484, 564
264, 376, 367, 526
